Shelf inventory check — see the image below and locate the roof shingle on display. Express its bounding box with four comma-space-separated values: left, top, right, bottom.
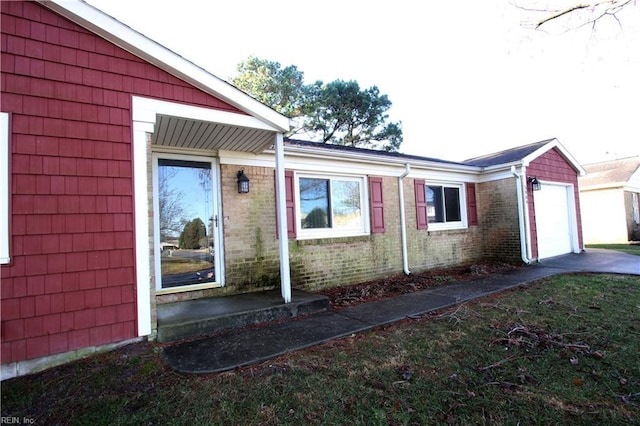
462, 139, 555, 167
580, 156, 640, 188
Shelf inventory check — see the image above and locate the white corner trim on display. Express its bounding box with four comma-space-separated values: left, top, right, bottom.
0, 112, 9, 265
131, 96, 280, 132
132, 121, 152, 337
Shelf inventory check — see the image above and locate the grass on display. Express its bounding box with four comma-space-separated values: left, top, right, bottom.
587, 243, 640, 256
2, 274, 640, 425
161, 257, 213, 275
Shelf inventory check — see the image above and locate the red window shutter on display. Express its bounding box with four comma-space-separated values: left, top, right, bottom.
275, 170, 297, 238
414, 179, 428, 230
369, 176, 385, 233
285, 170, 296, 238
466, 182, 478, 226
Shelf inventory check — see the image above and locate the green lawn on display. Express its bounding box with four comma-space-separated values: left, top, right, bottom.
2, 274, 640, 425
586, 243, 640, 256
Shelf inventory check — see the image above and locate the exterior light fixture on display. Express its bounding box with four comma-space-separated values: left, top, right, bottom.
237, 169, 250, 194
528, 176, 541, 191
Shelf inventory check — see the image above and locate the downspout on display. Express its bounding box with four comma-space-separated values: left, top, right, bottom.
398, 164, 411, 275
511, 165, 532, 264
521, 166, 534, 261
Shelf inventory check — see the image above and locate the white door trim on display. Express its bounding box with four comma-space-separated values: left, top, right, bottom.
534, 181, 580, 259
151, 153, 224, 293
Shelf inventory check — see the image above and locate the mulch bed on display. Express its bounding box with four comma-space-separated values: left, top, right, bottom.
318, 261, 518, 309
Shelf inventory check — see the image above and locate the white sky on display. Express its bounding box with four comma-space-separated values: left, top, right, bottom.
86, 0, 639, 165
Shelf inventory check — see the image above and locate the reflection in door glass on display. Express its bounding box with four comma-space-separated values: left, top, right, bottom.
158, 159, 215, 288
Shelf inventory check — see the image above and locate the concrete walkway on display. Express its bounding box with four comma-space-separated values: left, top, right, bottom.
162, 249, 639, 374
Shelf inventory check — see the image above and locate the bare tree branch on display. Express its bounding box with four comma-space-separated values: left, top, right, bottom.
514, 0, 636, 30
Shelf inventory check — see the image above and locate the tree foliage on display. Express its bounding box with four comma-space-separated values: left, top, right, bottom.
232, 57, 403, 152
232, 56, 312, 118
179, 218, 206, 249
305, 80, 402, 152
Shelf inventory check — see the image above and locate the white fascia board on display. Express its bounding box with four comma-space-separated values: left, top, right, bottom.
411, 169, 481, 183
221, 149, 405, 176
221, 147, 482, 181
40, 0, 292, 133
478, 170, 519, 183
219, 150, 276, 168
579, 182, 626, 192
478, 161, 524, 173
473, 162, 524, 182
522, 138, 586, 176
282, 145, 482, 175
131, 96, 279, 132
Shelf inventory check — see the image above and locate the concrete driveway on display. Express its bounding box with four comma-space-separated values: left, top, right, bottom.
538, 248, 639, 275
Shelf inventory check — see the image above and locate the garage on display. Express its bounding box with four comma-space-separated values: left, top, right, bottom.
534, 183, 575, 259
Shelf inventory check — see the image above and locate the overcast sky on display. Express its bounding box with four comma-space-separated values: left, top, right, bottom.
87, 0, 639, 165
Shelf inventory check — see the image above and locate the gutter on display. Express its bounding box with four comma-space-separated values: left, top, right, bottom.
281, 145, 481, 174
511, 166, 532, 264
398, 164, 411, 275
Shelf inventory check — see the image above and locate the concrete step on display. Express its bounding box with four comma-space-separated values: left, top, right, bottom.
156, 289, 329, 343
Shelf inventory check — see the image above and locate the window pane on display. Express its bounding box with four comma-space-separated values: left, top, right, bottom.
427, 186, 444, 222
444, 187, 461, 222
300, 178, 330, 229
158, 159, 215, 288
332, 180, 362, 228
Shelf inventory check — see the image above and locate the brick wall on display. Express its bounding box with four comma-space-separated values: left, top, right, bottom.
407, 180, 487, 270
221, 171, 405, 293
222, 164, 282, 291
288, 175, 403, 291
477, 177, 522, 262
217, 171, 491, 293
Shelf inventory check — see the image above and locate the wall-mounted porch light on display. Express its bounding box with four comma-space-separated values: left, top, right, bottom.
237, 169, 250, 194
528, 176, 541, 191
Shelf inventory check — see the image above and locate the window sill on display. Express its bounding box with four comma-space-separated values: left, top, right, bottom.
296, 234, 372, 246
426, 222, 467, 232
156, 281, 223, 295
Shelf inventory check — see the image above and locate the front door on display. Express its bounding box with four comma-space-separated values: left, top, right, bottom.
153, 154, 223, 291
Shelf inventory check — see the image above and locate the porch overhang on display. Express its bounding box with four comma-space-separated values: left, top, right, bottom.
132, 97, 294, 337
152, 114, 281, 154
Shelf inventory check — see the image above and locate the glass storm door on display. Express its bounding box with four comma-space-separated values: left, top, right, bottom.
155, 156, 221, 289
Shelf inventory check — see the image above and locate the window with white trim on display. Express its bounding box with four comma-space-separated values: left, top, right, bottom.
296, 173, 368, 238
1, 112, 10, 264
426, 183, 466, 230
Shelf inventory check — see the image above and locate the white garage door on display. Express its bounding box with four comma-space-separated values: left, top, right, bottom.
534, 183, 573, 259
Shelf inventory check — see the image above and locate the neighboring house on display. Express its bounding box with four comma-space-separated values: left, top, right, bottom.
579, 156, 640, 244
0, 0, 585, 379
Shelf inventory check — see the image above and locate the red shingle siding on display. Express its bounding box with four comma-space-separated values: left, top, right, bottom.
527, 148, 584, 258
1, 1, 243, 364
